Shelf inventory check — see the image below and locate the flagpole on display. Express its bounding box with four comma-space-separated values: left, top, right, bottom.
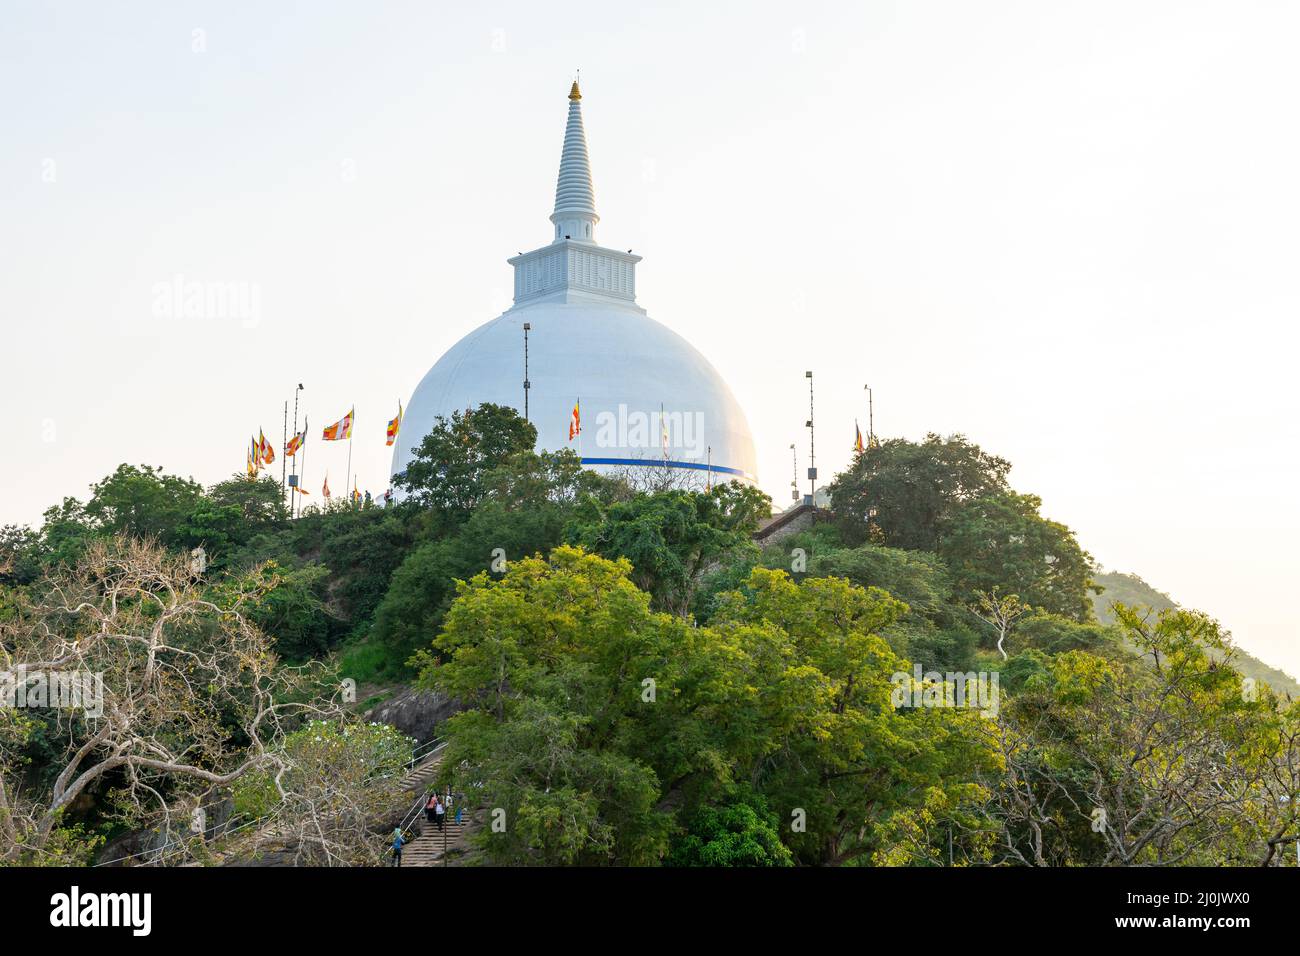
281, 401, 288, 499
345, 411, 356, 512
345, 408, 354, 509
298, 417, 308, 519
660, 402, 666, 463
291, 384, 303, 516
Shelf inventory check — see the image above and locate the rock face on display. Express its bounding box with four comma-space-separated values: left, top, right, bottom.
364, 687, 461, 744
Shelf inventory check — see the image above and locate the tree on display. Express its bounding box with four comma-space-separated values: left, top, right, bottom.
415, 547, 681, 864
84, 464, 205, 547
0, 525, 42, 586
567, 483, 770, 617
394, 403, 538, 520
369, 449, 614, 676
827, 434, 1011, 550
668, 789, 794, 867
709, 568, 1002, 865
417, 549, 1002, 867
0, 537, 340, 863
230, 720, 411, 866
969, 588, 1028, 660
940, 492, 1096, 620
180, 475, 287, 565
989, 606, 1300, 865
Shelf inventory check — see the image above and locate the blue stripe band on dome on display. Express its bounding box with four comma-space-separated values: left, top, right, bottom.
579, 456, 754, 482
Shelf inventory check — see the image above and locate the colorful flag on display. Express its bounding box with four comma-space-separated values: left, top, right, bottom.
323, 408, 354, 441
246, 446, 257, 478
322, 474, 331, 498
660, 407, 669, 457
854, 421, 865, 454
249, 437, 260, 475
258, 429, 274, 465
296, 487, 310, 497
351, 481, 361, 505
285, 424, 306, 458
568, 399, 581, 441
386, 402, 403, 447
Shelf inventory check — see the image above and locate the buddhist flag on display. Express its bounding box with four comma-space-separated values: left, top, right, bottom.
297, 487, 310, 497
854, 421, 865, 455
351, 481, 362, 505
246, 446, 257, 478
322, 474, 331, 499
323, 408, 354, 441
568, 399, 581, 441
258, 429, 274, 465
660, 407, 669, 457
386, 402, 403, 447
285, 421, 307, 458
249, 437, 260, 475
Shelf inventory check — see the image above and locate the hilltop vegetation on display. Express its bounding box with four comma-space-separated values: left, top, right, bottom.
2, 411, 1297, 866
1092, 569, 1300, 699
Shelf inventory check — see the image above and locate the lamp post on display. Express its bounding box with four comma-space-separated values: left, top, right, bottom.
805, 371, 816, 505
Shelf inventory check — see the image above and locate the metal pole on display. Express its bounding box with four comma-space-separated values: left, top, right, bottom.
298, 418, 308, 519
345, 410, 353, 508
291, 384, 302, 514
281, 401, 287, 497
790, 443, 798, 502
523, 322, 531, 421
805, 371, 816, 504
867, 384, 874, 446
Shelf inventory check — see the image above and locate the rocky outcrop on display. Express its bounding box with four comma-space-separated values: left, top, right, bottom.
364, 686, 461, 744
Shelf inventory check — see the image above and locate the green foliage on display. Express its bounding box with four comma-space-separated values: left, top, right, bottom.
418, 547, 1002, 866
239, 562, 340, 660
394, 402, 538, 521
181, 475, 286, 564
84, 463, 206, 546
668, 789, 793, 867
939, 492, 1096, 620
8, 411, 1299, 868
991, 606, 1300, 865
567, 482, 770, 616
1093, 570, 1300, 697
370, 448, 613, 678
827, 434, 1011, 550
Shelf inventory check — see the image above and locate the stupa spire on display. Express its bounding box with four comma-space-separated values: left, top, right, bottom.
551, 77, 599, 243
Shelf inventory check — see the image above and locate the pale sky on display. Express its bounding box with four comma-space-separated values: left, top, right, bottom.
3, 1, 1298, 677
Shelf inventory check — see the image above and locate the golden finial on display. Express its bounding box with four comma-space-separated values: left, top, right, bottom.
569, 79, 581, 101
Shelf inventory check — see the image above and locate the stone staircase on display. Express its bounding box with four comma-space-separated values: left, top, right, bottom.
396, 745, 477, 867
400, 814, 473, 866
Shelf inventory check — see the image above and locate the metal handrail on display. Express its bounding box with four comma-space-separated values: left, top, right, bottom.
96, 736, 450, 867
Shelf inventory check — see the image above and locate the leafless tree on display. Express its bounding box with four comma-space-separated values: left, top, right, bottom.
970, 588, 1028, 660
0, 537, 342, 864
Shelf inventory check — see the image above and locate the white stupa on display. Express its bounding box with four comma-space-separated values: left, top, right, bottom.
392, 81, 757, 488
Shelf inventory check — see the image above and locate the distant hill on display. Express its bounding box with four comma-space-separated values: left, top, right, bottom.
1092, 570, 1299, 699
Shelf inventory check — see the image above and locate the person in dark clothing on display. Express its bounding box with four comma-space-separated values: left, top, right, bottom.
425, 792, 438, 824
